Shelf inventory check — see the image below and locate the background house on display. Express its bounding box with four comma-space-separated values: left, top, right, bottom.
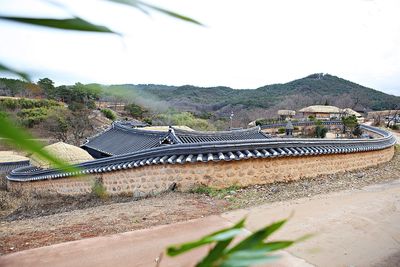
299, 105, 342, 120
342, 108, 365, 123
277, 110, 296, 120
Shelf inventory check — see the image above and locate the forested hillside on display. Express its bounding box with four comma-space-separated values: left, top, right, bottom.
1, 73, 399, 129
108, 73, 399, 112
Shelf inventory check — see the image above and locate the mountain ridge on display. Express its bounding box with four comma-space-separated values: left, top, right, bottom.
105, 74, 399, 114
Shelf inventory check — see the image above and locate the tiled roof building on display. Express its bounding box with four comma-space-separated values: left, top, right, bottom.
82, 122, 270, 158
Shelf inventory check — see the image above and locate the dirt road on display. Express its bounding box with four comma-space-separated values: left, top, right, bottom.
224, 179, 400, 267
2, 178, 400, 267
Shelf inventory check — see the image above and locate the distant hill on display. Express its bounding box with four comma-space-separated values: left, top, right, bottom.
1, 74, 399, 127
105, 74, 399, 115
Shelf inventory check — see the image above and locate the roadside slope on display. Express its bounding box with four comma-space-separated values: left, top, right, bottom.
2, 179, 400, 267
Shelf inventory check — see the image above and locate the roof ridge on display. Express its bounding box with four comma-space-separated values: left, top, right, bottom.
114, 122, 167, 136
171, 126, 261, 136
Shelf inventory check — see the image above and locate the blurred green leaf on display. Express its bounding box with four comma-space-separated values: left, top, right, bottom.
196, 241, 229, 267
219, 252, 280, 267
0, 63, 30, 81
0, 114, 78, 173
0, 16, 115, 33
167, 215, 310, 267
196, 219, 246, 267
228, 219, 287, 253
167, 218, 245, 256
107, 0, 203, 25
139, 2, 203, 26
255, 241, 294, 252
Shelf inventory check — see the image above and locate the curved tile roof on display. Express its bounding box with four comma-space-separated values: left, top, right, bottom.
82, 123, 167, 156
82, 123, 270, 156
171, 126, 270, 144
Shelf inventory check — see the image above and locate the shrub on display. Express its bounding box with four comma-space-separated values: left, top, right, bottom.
101, 108, 116, 120
353, 125, 363, 137
390, 124, 399, 130
124, 103, 147, 118
196, 111, 213, 120
91, 180, 108, 199
0, 98, 60, 110
17, 107, 50, 128
342, 115, 358, 129
0, 99, 18, 110
142, 117, 152, 125
278, 127, 285, 134
87, 100, 97, 110
255, 118, 279, 126
155, 112, 215, 131
315, 125, 328, 138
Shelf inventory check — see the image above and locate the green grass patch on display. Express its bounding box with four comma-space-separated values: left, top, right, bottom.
100, 108, 116, 121
91, 180, 108, 199
191, 184, 240, 199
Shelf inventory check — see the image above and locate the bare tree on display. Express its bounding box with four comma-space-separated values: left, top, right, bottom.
386, 104, 400, 128
45, 111, 70, 142
68, 109, 94, 145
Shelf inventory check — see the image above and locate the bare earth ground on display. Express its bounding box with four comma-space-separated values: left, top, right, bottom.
1, 146, 399, 256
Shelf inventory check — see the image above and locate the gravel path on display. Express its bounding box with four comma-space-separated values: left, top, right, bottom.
1, 147, 399, 255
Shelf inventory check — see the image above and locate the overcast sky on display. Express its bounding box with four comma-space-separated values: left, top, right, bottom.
0, 0, 399, 96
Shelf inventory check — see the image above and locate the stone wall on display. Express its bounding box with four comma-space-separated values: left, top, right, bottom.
7, 176, 95, 196
0, 161, 30, 189
7, 146, 395, 196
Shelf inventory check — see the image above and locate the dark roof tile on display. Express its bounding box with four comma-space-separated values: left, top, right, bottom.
82, 123, 166, 156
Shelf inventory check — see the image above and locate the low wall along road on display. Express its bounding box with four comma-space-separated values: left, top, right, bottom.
6, 124, 397, 196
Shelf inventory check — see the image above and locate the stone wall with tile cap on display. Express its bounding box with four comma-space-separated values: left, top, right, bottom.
7, 146, 395, 196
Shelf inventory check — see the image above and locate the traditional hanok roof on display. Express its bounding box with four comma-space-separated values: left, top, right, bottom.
143, 125, 194, 132
171, 127, 270, 143
82, 123, 166, 156
299, 105, 341, 114
342, 108, 362, 117
278, 110, 296, 116
82, 122, 270, 157
30, 142, 93, 168
117, 119, 149, 128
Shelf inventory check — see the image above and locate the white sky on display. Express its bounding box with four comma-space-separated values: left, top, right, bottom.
0, 0, 399, 96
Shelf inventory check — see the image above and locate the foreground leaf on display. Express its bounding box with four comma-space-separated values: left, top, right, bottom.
139, 1, 203, 26
167, 219, 245, 256
0, 115, 78, 173
107, 0, 203, 25
0, 16, 115, 33
0, 63, 30, 81
228, 219, 287, 253
220, 252, 280, 267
